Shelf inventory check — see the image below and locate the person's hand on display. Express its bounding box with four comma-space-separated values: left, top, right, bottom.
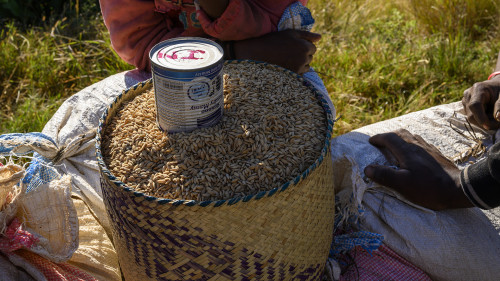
363, 129, 473, 210
233, 30, 321, 75
462, 76, 500, 130
197, 0, 229, 19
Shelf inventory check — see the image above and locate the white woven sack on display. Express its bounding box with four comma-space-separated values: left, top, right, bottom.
331, 101, 500, 281
19, 175, 79, 263
0, 164, 77, 263
40, 70, 151, 234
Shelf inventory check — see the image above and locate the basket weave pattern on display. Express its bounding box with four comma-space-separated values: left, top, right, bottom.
97, 61, 335, 280
102, 151, 333, 280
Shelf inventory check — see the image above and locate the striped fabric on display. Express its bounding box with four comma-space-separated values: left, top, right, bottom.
330, 231, 384, 257
14, 250, 98, 281
0, 218, 38, 252
339, 244, 432, 281
460, 145, 500, 210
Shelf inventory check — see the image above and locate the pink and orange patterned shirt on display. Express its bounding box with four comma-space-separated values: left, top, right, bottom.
99, 0, 307, 70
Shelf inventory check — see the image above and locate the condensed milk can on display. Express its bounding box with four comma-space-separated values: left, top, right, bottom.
149, 37, 224, 133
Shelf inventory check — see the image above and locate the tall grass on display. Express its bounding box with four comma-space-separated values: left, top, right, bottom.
309, 0, 500, 134
0, 0, 499, 135
0, 16, 133, 133
405, 0, 498, 39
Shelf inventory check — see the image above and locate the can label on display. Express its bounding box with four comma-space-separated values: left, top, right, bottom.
149, 38, 224, 133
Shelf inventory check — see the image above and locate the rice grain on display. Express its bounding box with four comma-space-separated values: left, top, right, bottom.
102, 63, 327, 201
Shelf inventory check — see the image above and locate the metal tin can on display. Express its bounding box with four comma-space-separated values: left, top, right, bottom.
149, 37, 224, 133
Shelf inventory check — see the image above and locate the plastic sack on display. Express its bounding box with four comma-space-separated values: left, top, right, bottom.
37, 70, 151, 234
330, 101, 500, 281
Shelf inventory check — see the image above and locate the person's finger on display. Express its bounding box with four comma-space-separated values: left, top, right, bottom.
463, 87, 471, 99
462, 88, 471, 112
466, 110, 479, 128
462, 99, 468, 116
296, 30, 322, 42
302, 39, 317, 56
306, 54, 313, 65
376, 146, 399, 166
494, 97, 500, 122
412, 134, 455, 167
468, 84, 492, 129
394, 129, 419, 144
411, 133, 441, 154
295, 60, 309, 74
411, 134, 435, 151
364, 165, 409, 190
369, 132, 412, 164
298, 66, 308, 75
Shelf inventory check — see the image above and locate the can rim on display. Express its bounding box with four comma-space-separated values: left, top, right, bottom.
149, 37, 224, 72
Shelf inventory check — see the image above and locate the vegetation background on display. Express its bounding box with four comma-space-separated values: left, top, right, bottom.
1, 0, 499, 135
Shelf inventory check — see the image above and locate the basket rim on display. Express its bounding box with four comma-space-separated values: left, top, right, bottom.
95, 60, 335, 208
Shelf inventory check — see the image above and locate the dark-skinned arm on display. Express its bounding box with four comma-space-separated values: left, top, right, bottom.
363, 129, 473, 210
364, 129, 500, 210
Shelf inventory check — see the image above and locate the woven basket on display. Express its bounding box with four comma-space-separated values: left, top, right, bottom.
96, 61, 335, 281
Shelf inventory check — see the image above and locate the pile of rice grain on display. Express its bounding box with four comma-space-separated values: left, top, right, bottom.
102, 63, 327, 201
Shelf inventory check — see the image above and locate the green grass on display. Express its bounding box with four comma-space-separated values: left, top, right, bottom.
309, 0, 500, 134
0, 14, 133, 133
1, 0, 499, 135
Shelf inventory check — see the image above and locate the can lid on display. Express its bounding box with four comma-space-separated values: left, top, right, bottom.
150, 38, 223, 70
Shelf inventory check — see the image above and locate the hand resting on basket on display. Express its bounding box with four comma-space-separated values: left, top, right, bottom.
233, 29, 321, 75
364, 129, 474, 211
197, 0, 229, 19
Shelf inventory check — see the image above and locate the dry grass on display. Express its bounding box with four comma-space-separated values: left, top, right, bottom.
404, 0, 499, 39
1, 0, 499, 136
308, 0, 500, 135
